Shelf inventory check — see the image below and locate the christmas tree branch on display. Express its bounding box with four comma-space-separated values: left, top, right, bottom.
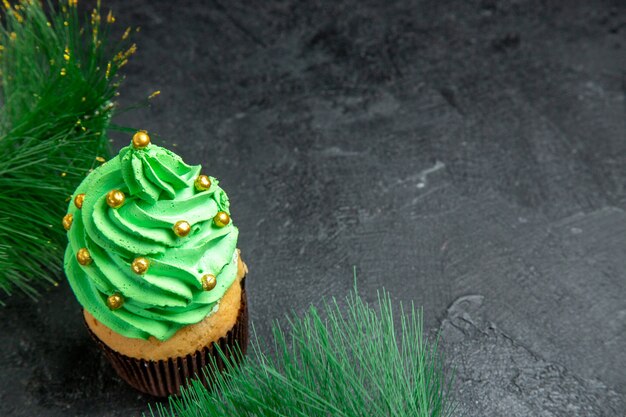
149, 286, 456, 417
0, 0, 134, 302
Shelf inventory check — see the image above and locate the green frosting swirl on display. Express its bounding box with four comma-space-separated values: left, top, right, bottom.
64, 142, 239, 341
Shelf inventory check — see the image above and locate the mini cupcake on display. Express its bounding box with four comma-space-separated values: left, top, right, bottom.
63, 131, 248, 397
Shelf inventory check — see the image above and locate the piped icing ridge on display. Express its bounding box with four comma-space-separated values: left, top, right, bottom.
64, 139, 238, 341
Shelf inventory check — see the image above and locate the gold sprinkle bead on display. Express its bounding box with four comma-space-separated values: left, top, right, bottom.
76, 248, 92, 266
131, 257, 149, 275
74, 193, 85, 209
62, 213, 73, 231
194, 175, 211, 191
107, 293, 124, 310
213, 211, 230, 228
106, 189, 125, 209
173, 220, 191, 237
201, 274, 217, 291
132, 131, 151, 149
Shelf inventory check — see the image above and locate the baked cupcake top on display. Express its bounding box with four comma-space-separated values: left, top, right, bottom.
63, 132, 239, 341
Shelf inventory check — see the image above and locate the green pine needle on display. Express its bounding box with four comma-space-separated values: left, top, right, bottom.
148, 286, 456, 417
0, 0, 133, 301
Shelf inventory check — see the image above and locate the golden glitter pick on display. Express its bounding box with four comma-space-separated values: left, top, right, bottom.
115, 43, 136, 62
173, 220, 191, 237
131, 257, 149, 275
213, 211, 230, 228
90, 8, 100, 25
132, 131, 150, 149
76, 248, 92, 266
62, 213, 73, 231
107, 293, 124, 310
148, 90, 160, 100
194, 175, 211, 191
74, 193, 85, 209
106, 189, 125, 209
201, 274, 217, 291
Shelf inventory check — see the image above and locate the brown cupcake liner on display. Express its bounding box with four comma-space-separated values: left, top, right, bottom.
84, 280, 249, 398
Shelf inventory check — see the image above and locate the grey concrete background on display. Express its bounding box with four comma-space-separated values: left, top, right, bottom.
0, 0, 624, 415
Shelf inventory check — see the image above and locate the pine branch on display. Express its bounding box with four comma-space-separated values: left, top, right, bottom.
148, 286, 456, 417
0, 0, 135, 302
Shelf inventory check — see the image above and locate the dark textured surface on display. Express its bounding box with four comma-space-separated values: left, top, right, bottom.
1, 0, 625, 415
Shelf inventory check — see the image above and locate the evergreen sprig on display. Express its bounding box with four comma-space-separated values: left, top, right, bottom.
0, 0, 134, 301
149, 287, 455, 417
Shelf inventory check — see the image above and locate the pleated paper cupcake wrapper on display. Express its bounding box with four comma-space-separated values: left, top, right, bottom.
85, 281, 249, 398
